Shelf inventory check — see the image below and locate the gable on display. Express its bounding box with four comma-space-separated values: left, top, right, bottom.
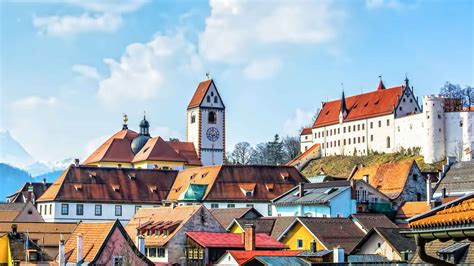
280, 221, 324, 251
188, 80, 225, 109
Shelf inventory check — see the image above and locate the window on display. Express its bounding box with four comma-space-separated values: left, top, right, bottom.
370, 135, 373, 141
61, 204, 69, 215
410, 99, 413, 103
378, 242, 382, 248
362, 124, 365, 130
438, 114, 442, 119
322, 143, 324, 149
246, 204, 254, 208
399, 106, 403, 111
95, 205, 102, 216
190, 113, 196, 124
343, 127, 346, 133
135, 206, 141, 213
49, 204, 52, 215
296, 239, 304, 249
208, 111, 217, 124
362, 136, 365, 143
113, 256, 124, 266
76, 204, 84, 216
370, 122, 373, 129
386, 137, 391, 148
403, 98, 406, 102
348, 138, 351, 144
206, 95, 211, 102
343, 139, 346, 145
358, 137, 360, 143
227, 204, 235, 208
157, 248, 165, 258
353, 125, 356, 131
245, 191, 253, 197
357, 124, 360, 131
387, 119, 390, 126
413, 174, 418, 182
39, 205, 42, 214
214, 96, 218, 103
338, 128, 340, 134
416, 193, 422, 201
268, 204, 272, 216
115, 205, 122, 216
210, 203, 219, 209
378, 121, 382, 127
149, 248, 157, 257
348, 126, 351, 132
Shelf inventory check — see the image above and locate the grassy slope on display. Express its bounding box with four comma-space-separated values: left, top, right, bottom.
301, 153, 444, 178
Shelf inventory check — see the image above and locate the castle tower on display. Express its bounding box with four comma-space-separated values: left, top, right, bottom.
186, 78, 225, 165
423, 96, 446, 163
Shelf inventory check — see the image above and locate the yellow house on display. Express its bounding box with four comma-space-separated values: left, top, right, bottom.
0, 234, 12, 266
83, 116, 202, 170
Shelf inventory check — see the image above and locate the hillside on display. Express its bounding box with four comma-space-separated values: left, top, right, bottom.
0, 163, 33, 201
301, 153, 444, 178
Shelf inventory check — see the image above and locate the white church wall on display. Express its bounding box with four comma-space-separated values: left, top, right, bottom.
187, 107, 200, 152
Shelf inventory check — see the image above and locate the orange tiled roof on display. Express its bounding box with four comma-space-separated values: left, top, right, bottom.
300, 128, 312, 135
313, 84, 404, 128
396, 201, 431, 220
167, 141, 202, 165
350, 161, 415, 199
188, 80, 213, 109
410, 198, 474, 229
132, 137, 187, 163
65, 221, 115, 263
228, 250, 303, 264
287, 143, 320, 166
83, 129, 138, 164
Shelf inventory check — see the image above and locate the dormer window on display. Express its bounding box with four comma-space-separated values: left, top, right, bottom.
239, 183, 256, 197
265, 183, 274, 192
149, 185, 158, 193
74, 184, 83, 191
280, 172, 289, 180
111, 185, 120, 192
89, 171, 97, 179
128, 173, 136, 180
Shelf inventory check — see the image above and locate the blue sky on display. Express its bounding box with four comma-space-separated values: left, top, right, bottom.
0, 0, 472, 162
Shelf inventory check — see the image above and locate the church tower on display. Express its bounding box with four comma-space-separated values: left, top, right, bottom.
186, 78, 225, 165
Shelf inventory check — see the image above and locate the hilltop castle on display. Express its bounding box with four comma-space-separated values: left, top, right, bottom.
300, 78, 473, 164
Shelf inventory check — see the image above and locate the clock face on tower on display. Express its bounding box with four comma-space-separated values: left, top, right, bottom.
206, 127, 219, 142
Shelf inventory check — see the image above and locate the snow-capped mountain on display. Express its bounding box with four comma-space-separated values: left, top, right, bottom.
0, 130, 36, 168
24, 158, 74, 176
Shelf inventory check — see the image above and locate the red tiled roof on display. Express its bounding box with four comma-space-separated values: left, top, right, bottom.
83, 129, 138, 164
38, 165, 177, 204
132, 137, 187, 163
313, 85, 403, 128
396, 201, 432, 220
227, 250, 302, 265
188, 80, 212, 109
186, 232, 285, 249
167, 141, 202, 165
300, 128, 312, 135
287, 143, 320, 166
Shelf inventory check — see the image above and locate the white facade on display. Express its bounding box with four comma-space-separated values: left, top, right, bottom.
187, 81, 226, 165
302, 92, 474, 163
179, 201, 272, 217
355, 233, 402, 261
38, 201, 157, 224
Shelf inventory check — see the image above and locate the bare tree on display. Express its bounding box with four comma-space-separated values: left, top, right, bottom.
448, 141, 464, 162
227, 142, 255, 165
282, 136, 301, 163
464, 86, 473, 107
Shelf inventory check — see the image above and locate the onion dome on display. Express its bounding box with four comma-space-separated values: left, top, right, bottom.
131, 114, 151, 154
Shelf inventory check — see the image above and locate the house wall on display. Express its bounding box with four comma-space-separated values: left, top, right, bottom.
15, 202, 44, 222
281, 222, 324, 251
355, 233, 401, 261
0, 234, 9, 264
215, 252, 239, 266
201, 202, 272, 217
392, 164, 426, 209
445, 111, 474, 161
134, 160, 184, 170
300, 134, 313, 153
394, 113, 424, 153
38, 202, 157, 224
329, 189, 356, 218
94, 227, 150, 266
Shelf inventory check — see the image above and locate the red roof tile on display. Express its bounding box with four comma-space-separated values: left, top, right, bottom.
132, 137, 186, 163
166, 141, 202, 165
313, 85, 404, 128
287, 143, 320, 166
300, 128, 312, 135
186, 232, 285, 249
188, 80, 212, 109
227, 250, 302, 265
83, 129, 138, 164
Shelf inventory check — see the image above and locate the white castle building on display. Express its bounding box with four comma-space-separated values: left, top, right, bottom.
300, 78, 473, 163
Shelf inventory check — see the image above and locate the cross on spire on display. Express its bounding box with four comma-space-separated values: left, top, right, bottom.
122, 113, 128, 130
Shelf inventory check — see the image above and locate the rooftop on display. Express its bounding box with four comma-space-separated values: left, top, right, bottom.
350, 213, 398, 232
209, 207, 262, 229
186, 231, 285, 249
273, 181, 351, 206
226, 250, 302, 265
435, 161, 474, 195
396, 201, 431, 220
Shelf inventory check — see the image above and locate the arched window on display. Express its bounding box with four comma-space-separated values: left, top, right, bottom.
214, 96, 218, 103
190, 113, 196, 124
386, 136, 391, 148
207, 95, 211, 102
208, 111, 216, 124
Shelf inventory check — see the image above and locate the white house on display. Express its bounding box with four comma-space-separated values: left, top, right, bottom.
300, 78, 474, 163
37, 164, 177, 224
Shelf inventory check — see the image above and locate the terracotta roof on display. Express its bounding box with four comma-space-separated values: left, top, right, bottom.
440, 196, 461, 205
132, 137, 187, 163
300, 128, 312, 136
227, 250, 302, 265
410, 195, 474, 229
83, 129, 138, 164
298, 217, 365, 253
0, 203, 37, 222
125, 206, 203, 247
188, 79, 213, 109
168, 165, 307, 202
64, 221, 114, 263
167, 141, 202, 165
350, 161, 416, 199
186, 231, 286, 249
209, 208, 262, 229
38, 165, 177, 204
313, 85, 404, 128
350, 213, 398, 232
286, 143, 320, 166
396, 201, 432, 220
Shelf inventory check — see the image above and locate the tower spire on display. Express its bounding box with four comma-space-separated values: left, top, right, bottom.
339, 84, 348, 123
404, 73, 410, 89
377, 75, 386, 90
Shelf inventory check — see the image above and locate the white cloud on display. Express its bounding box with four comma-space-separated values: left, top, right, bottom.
97, 32, 201, 106
151, 126, 183, 141
283, 109, 316, 136
72, 64, 101, 80
365, 0, 414, 10
12, 96, 58, 110
243, 58, 282, 80
65, 0, 148, 13
33, 13, 122, 37
199, 0, 344, 64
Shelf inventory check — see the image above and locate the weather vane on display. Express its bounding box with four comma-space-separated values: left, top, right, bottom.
122, 113, 128, 129
206, 72, 211, 80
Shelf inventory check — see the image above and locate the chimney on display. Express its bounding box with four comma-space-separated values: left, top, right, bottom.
137, 235, 145, 255
58, 240, 65, 266
442, 188, 447, 198
117, 164, 122, 169
426, 175, 432, 205
310, 240, 317, 253
333, 246, 345, 263
77, 233, 83, 263
74, 159, 79, 167
243, 224, 256, 251
11, 224, 17, 236
299, 182, 305, 198
42, 178, 47, 185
